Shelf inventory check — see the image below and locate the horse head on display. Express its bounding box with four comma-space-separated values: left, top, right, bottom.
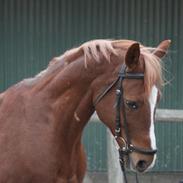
92, 40, 171, 173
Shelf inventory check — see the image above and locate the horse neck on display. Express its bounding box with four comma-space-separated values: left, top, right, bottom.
37, 57, 99, 146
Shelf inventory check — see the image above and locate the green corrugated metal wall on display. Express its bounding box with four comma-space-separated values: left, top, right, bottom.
0, 0, 183, 172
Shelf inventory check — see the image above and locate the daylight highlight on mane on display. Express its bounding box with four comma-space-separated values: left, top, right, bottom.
79, 40, 164, 95
20, 39, 164, 92
141, 47, 163, 96
53, 40, 118, 69
81, 40, 118, 67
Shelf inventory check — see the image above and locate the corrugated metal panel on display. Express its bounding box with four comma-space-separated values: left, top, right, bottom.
83, 122, 107, 171
0, 0, 183, 172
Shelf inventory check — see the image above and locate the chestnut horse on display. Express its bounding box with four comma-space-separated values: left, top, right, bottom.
0, 39, 170, 183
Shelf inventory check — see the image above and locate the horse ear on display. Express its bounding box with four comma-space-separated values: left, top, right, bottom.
125, 43, 140, 70
153, 40, 171, 58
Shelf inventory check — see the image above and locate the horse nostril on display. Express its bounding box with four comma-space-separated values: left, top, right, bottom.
136, 160, 148, 172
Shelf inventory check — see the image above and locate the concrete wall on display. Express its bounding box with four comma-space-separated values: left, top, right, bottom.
85, 172, 183, 183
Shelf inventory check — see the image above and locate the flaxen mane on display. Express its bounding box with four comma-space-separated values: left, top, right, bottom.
21, 40, 163, 96
58, 40, 163, 95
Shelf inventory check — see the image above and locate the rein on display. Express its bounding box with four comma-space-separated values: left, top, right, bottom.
94, 64, 157, 183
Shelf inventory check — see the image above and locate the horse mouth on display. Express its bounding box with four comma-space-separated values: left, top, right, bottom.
128, 158, 146, 173
127, 154, 156, 173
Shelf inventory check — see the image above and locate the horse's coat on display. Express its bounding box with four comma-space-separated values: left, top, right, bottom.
0, 39, 170, 183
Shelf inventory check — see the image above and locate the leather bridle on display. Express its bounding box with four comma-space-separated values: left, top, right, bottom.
94, 64, 157, 183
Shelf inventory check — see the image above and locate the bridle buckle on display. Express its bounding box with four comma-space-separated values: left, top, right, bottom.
119, 137, 128, 151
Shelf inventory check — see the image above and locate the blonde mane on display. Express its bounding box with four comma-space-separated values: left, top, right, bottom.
21, 39, 163, 95
56, 40, 118, 67
60, 39, 163, 95
141, 48, 163, 95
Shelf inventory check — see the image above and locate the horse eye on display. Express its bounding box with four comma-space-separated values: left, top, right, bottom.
125, 100, 138, 110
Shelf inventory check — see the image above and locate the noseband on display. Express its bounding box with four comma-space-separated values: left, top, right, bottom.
94, 64, 157, 183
